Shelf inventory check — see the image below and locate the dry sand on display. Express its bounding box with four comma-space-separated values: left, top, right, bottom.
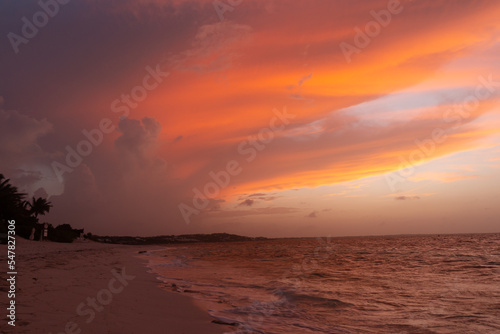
0, 238, 229, 334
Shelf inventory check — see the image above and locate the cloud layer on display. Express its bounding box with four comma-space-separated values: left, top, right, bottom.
1, 0, 499, 236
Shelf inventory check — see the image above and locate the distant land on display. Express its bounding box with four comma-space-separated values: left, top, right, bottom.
87, 233, 268, 245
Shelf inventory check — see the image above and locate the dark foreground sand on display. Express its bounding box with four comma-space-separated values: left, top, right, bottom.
0, 238, 227, 334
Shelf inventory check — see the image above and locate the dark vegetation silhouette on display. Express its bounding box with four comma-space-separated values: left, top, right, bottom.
1, 173, 261, 245
0, 173, 81, 243
26, 196, 52, 219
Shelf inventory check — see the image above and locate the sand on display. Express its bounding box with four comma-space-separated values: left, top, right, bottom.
0, 238, 228, 334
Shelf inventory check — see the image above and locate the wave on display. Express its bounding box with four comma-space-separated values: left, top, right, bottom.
273, 289, 353, 308
144, 234, 500, 334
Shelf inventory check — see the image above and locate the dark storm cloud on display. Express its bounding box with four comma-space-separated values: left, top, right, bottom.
0, 102, 55, 194
0, 103, 52, 156
0, 0, 230, 235
116, 117, 161, 152
0, 0, 207, 120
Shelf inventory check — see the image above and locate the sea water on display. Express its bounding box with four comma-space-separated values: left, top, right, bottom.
145, 234, 500, 333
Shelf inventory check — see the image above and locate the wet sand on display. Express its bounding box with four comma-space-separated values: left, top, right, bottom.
0, 238, 226, 334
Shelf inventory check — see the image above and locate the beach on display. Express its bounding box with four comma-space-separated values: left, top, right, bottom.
0, 238, 226, 334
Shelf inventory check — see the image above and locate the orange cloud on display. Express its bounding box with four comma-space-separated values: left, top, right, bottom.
408, 172, 479, 183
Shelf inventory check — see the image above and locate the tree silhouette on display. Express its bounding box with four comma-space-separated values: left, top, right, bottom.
26, 196, 52, 220
0, 173, 82, 242
0, 174, 27, 221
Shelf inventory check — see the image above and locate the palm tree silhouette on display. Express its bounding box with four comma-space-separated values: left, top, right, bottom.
1, 174, 57, 240
0, 174, 27, 220
26, 196, 53, 220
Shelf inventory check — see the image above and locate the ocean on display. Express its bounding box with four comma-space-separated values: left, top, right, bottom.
144, 234, 500, 333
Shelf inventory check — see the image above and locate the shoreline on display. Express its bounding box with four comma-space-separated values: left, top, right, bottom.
0, 239, 227, 333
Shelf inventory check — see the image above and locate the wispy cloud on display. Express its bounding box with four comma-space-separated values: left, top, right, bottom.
394, 196, 421, 201
238, 199, 255, 207
409, 172, 479, 183
306, 211, 318, 218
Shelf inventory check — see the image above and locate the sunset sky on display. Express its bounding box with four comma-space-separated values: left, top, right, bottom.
1, 0, 499, 237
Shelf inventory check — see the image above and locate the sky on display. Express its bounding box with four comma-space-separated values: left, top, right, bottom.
1, 0, 499, 237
